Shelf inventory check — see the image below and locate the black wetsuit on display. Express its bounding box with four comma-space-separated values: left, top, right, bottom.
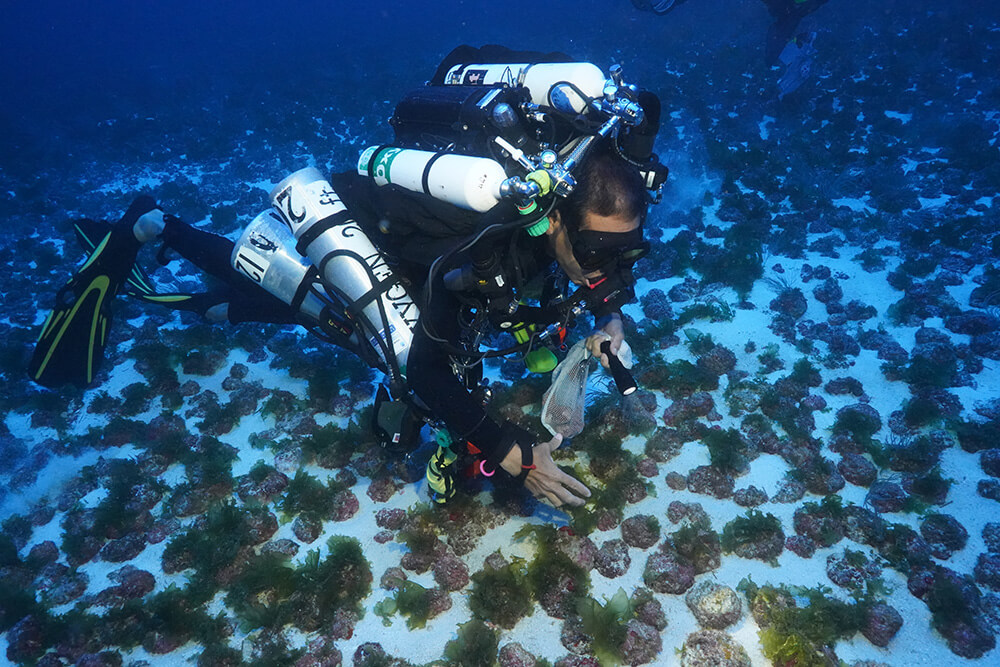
328, 169, 592, 466
158, 217, 302, 325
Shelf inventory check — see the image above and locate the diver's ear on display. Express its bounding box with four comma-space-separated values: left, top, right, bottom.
545, 210, 562, 235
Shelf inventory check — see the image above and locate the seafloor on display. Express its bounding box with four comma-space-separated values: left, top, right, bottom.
1, 1, 999, 666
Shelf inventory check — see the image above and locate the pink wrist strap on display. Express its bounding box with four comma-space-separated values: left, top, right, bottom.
479, 460, 496, 477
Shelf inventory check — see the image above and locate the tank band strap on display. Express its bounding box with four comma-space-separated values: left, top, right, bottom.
421, 150, 450, 197
364, 144, 393, 179
294, 209, 353, 256
290, 266, 322, 312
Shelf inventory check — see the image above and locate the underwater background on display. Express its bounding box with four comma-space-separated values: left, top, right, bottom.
2, 0, 1000, 665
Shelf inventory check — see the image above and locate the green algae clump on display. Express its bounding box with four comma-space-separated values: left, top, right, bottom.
468, 556, 533, 629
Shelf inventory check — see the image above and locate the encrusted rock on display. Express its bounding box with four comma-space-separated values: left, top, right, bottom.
793, 505, 845, 548
432, 551, 470, 591
679, 630, 751, 667
838, 453, 878, 487
619, 618, 662, 665
686, 466, 735, 499
919, 513, 967, 559
375, 508, 406, 530
330, 490, 360, 522
866, 480, 908, 513
595, 539, 631, 579
769, 288, 808, 319
634, 591, 668, 631
843, 505, 883, 546
981, 449, 1000, 478
983, 523, 1000, 553
733, 485, 768, 507
366, 475, 401, 503
621, 515, 661, 549
294, 635, 342, 667
980, 478, 1000, 502
665, 472, 687, 490
861, 602, 903, 647
643, 548, 696, 594
262, 539, 299, 558
292, 515, 323, 543
975, 552, 1000, 591
499, 642, 539, 667
826, 551, 882, 591
96, 565, 155, 606
45, 568, 89, 605
6, 615, 45, 663
560, 615, 591, 655
771, 479, 806, 503
26, 541, 60, 568
684, 581, 743, 629
786, 535, 817, 558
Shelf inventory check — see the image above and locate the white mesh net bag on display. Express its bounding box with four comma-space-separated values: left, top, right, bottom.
541, 339, 592, 438
540, 338, 634, 438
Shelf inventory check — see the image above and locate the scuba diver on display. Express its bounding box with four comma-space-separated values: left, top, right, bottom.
762, 0, 830, 65
776, 30, 818, 99
30, 45, 668, 510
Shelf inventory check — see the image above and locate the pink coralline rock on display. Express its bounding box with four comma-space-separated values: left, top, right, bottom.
96, 566, 155, 606
826, 551, 882, 592
861, 602, 903, 647
25, 541, 60, 568
100, 533, 147, 563
498, 642, 539, 667
235, 468, 289, 503
619, 618, 662, 666
621, 515, 661, 549
375, 508, 406, 530
643, 548, 695, 595
432, 551, 470, 591
145, 517, 180, 545
292, 515, 323, 544
594, 539, 631, 579
330, 490, 360, 522
366, 475, 401, 503
294, 635, 343, 667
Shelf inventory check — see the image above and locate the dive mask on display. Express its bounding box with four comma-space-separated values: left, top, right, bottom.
570, 227, 649, 273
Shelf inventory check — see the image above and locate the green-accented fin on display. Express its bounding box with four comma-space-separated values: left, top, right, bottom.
73, 217, 213, 315
73, 218, 158, 296
29, 198, 155, 388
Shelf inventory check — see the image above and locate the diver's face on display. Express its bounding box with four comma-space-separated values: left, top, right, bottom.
547, 209, 642, 286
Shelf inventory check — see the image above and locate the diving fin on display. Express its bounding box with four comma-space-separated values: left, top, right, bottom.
72, 215, 211, 315
28, 196, 158, 388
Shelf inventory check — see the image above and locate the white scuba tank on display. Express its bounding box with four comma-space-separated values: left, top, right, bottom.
442, 61, 607, 114
230, 208, 333, 326
357, 146, 507, 213
269, 167, 419, 370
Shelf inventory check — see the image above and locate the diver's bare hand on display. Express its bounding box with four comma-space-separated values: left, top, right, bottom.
586, 312, 625, 370
500, 434, 591, 508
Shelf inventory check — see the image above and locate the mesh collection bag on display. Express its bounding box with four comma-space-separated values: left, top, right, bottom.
541, 338, 634, 438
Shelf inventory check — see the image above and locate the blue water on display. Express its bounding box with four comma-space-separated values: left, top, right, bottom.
2, 0, 1000, 664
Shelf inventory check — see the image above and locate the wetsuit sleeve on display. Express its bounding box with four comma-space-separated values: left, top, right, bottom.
406, 283, 508, 463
